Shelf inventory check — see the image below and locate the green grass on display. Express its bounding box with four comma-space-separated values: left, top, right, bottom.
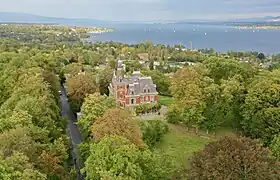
154, 124, 212, 169
159, 95, 173, 106
154, 123, 235, 171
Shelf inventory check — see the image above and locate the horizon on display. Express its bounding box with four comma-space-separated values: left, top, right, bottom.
0, 0, 280, 21
1, 11, 280, 23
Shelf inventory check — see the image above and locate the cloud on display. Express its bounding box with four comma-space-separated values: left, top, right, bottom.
0, 0, 279, 21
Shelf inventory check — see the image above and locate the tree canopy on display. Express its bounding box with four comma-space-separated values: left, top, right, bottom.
187, 136, 280, 180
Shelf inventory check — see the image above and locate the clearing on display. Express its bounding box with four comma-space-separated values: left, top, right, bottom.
159, 95, 173, 106
154, 123, 234, 171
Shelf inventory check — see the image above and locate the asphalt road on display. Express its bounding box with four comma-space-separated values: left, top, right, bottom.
59, 84, 85, 179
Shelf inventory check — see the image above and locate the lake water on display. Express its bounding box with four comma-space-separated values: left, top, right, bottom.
90, 23, 280, 55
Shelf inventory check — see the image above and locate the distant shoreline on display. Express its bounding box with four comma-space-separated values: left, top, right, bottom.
234, 26, 280, 30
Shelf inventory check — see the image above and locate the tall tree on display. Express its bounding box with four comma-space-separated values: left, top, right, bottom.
242, 76, 280, 145
85, 136, 172, 180
169, 66, 206, 131
66, 72, 98, 111
97, 68, 113, 95
92, 108, 144, 147
78, 93, 115, 138
186, 136, 279, 180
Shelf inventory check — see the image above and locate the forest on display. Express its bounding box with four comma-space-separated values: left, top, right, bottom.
0, 24, 279, 179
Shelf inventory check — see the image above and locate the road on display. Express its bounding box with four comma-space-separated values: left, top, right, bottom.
59, 84, 85, 180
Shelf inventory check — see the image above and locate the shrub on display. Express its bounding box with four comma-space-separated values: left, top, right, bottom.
135, 103, 162, 115
140, 120, 169, 148
166, 105, 183, 124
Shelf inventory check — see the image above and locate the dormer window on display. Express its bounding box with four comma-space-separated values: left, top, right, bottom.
143, 86, 150, 93
131, 90, 134, 95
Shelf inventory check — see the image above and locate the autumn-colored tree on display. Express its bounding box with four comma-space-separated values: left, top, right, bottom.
66, 72, 98, 111
78, 93, 115, 138
38, 151, 68, 179
92, 108, 144, 147
42, 70, 60, 102
186, 136, 279, 180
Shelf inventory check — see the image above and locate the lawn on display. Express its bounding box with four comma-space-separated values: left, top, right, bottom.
154, 123, 235, 173
159, 95, 173, 106
154, 124, 212, 170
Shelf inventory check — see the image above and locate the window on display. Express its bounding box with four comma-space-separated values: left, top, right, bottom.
148, 89, 150, 93
144, 89, 147, 93
131, 98, 135, 104
131, 90, 134, 95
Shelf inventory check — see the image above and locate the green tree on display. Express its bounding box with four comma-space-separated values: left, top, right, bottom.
257, 52, 266, 61
97, 68, 113, 95
78, 93, 115, 138
170, 66, 206, 131
203, 57, 256, 84
242, 76, 280, 145
85, 136, 172, 180
271, 135, 280, 160
139, 120, 169, 148
142, 70, 171, 96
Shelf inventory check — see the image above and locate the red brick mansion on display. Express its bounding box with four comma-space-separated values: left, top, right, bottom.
108, 60, 159, 107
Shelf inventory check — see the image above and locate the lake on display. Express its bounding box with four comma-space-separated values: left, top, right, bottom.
90, 23, 280, 55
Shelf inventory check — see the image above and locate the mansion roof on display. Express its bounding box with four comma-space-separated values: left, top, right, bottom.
111, 64, 157, 95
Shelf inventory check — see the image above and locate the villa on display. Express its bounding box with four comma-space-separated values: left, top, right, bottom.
109, 60, 159, 107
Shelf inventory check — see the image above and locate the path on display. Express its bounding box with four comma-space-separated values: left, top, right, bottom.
59, 84, 85, 180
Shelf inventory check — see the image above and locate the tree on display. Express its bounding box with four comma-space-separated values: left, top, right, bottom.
66, 72, 98, 111
170, 66, 206, 131
85, 136, 143, 179
203, 57, 257, 84
42, 70, 60, 103
142, 70, 171, 96
38, 151, 69, 179
242, 77, 280, 145
78, 93, 115, 138
0, 126, 40, 162
63, 63, 83, 75
270, 135, 280, 160
186, 136, 279, 180
97, 68, 113, 95
85, 136, 172, 180
139, 120, 169, 148
257, 52, 266, 61
92, 108, 144, 147
0, 152, 47, 180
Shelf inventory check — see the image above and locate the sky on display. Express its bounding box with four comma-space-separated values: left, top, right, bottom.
0, 0, 280, 21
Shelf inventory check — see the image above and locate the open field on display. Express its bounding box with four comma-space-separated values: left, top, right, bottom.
154, 123, 235, 174
159, 95, 173, 106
